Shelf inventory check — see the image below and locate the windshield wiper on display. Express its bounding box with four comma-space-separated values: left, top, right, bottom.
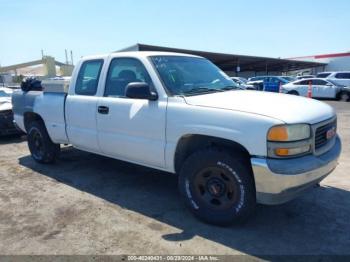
184, 87, 222, 95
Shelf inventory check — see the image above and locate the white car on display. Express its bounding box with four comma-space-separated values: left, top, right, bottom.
317, 71, 350, 87
230, 77, 256, 90
282, 78, 350, 101
296, 75, 315, 80
12, 51, 341, 225
0, 87, 22, 135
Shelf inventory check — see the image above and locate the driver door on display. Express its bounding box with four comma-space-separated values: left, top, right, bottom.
96, 57, 167, 168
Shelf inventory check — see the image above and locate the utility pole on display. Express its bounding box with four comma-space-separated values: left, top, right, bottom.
65, 49, 68, 64
70, 50, 74, 65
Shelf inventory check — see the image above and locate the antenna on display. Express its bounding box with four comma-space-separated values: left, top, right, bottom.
41, 49, 44, 58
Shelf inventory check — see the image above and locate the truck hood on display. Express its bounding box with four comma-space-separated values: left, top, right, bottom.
184, 90, 335, 124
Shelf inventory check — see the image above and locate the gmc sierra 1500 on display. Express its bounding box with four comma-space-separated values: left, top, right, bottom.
12, 52, 341, 225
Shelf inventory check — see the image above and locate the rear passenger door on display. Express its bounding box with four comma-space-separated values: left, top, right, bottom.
296, 80, 310, 97
96, 57, 167, 168
65, 59, 104, 153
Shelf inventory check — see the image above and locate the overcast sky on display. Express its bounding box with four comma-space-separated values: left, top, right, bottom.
1, 0, 349, 66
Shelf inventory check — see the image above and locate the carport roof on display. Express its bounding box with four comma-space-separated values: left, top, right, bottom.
116, 43, 326, 73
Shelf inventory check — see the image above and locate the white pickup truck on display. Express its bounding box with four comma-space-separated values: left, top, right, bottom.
12, 52, 341, 225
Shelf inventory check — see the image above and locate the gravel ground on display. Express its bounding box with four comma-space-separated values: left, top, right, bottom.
0, 101, 349, 257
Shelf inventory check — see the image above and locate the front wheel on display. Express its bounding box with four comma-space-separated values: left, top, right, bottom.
178, 148, 256, 226
27, 121, 60, 163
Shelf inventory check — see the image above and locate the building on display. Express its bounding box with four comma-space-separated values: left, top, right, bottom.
288, 52, 350, 75
0, 56, 74, 86
117, 43, 325, 78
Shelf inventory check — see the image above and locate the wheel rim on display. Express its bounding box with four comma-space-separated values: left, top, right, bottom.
30, 128, 44, 159
192, 166, 240, 210
341, 93, 349, 101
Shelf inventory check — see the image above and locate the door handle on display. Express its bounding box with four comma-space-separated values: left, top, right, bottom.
98, 106, 109, 114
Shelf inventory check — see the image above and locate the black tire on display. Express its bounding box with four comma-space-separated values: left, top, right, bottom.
178, 148, 256, 226
288, 90, 299, 96
27, 121, 60, 163
338, 91, 349, 102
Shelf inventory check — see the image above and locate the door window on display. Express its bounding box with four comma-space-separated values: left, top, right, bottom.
104, 58, 154, 97
335, 73, 350, 79
311, 79, 328, 85
75, 60, 104, 96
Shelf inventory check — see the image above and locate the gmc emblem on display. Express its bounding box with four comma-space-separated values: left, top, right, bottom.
326, 126, 336, 140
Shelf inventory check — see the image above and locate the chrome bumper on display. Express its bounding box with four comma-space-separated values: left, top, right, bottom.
251, 136, 341, 205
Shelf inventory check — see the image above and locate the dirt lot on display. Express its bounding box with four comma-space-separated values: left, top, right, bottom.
0, 101, 349, 256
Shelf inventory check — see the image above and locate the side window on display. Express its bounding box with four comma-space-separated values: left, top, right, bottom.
75, 60, 103, 96
104, 58, 154, 97
316, 73, 331, 78
312, 79, 327, 85
335, 73, 350, 79
299, 80, 311, 85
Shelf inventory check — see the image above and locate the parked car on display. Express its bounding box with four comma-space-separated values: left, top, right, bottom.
0, 87, 22, 135
296, 75, 315, 80
247, 76, 289, 92
12, 52, 341, 226
280, 76, 296, 82
316, 71, 350, 87
230, 77, 256, 90
281, 78, 350, 101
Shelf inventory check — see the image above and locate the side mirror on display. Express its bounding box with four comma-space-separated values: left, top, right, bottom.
326, 83, 333, 86
125, 82, 158, 101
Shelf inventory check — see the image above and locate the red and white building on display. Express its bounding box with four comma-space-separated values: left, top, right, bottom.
289, 52, 350, 74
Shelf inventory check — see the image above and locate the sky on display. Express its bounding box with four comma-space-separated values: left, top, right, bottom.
0, 0, 349, 66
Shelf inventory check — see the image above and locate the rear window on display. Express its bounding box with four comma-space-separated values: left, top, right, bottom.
317, 73, 331, 78
75, 60, 104, 96
335, 73, 350, 79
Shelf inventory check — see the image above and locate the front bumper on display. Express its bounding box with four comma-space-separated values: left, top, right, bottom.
251, 136, 341, 205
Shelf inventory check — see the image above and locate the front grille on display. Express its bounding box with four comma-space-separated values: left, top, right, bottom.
314, 120, 336, 150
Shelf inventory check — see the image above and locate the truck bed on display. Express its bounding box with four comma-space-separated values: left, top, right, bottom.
12, 90, 69, 144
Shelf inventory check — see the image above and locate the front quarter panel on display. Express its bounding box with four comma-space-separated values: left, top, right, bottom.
165, 97, 283, 172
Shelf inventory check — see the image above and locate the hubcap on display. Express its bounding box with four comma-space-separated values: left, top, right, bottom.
192, 166, 239, 210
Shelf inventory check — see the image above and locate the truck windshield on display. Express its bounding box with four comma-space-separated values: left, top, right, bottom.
151, 56, 240, 96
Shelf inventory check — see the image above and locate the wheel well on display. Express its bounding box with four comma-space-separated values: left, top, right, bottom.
174, 135, 251, 174
288, 90, 299, 95
23, 112, 44, 132
337, 90, 350, 99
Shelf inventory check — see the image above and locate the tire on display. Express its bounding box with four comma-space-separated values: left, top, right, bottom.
288, 90, 299, 96
27, 121, 60, 163
178, 148, 256, 226
338, 91, 349, 102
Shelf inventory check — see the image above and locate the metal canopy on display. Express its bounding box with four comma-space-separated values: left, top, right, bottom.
117, 43, 326, 73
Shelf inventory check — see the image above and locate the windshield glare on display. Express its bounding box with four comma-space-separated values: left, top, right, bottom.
151, 56, 239, 96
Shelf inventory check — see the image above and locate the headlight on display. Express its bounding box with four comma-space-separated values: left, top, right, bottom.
267, 124, 312, 158
268, 124, 311, 142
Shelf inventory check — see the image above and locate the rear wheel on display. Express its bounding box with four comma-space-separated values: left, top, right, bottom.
338, 91, 349, 102
178, 148, 256, 226
27, 121, 60, 163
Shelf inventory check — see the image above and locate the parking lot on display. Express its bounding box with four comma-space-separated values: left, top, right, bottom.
0, 100, 349, 256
